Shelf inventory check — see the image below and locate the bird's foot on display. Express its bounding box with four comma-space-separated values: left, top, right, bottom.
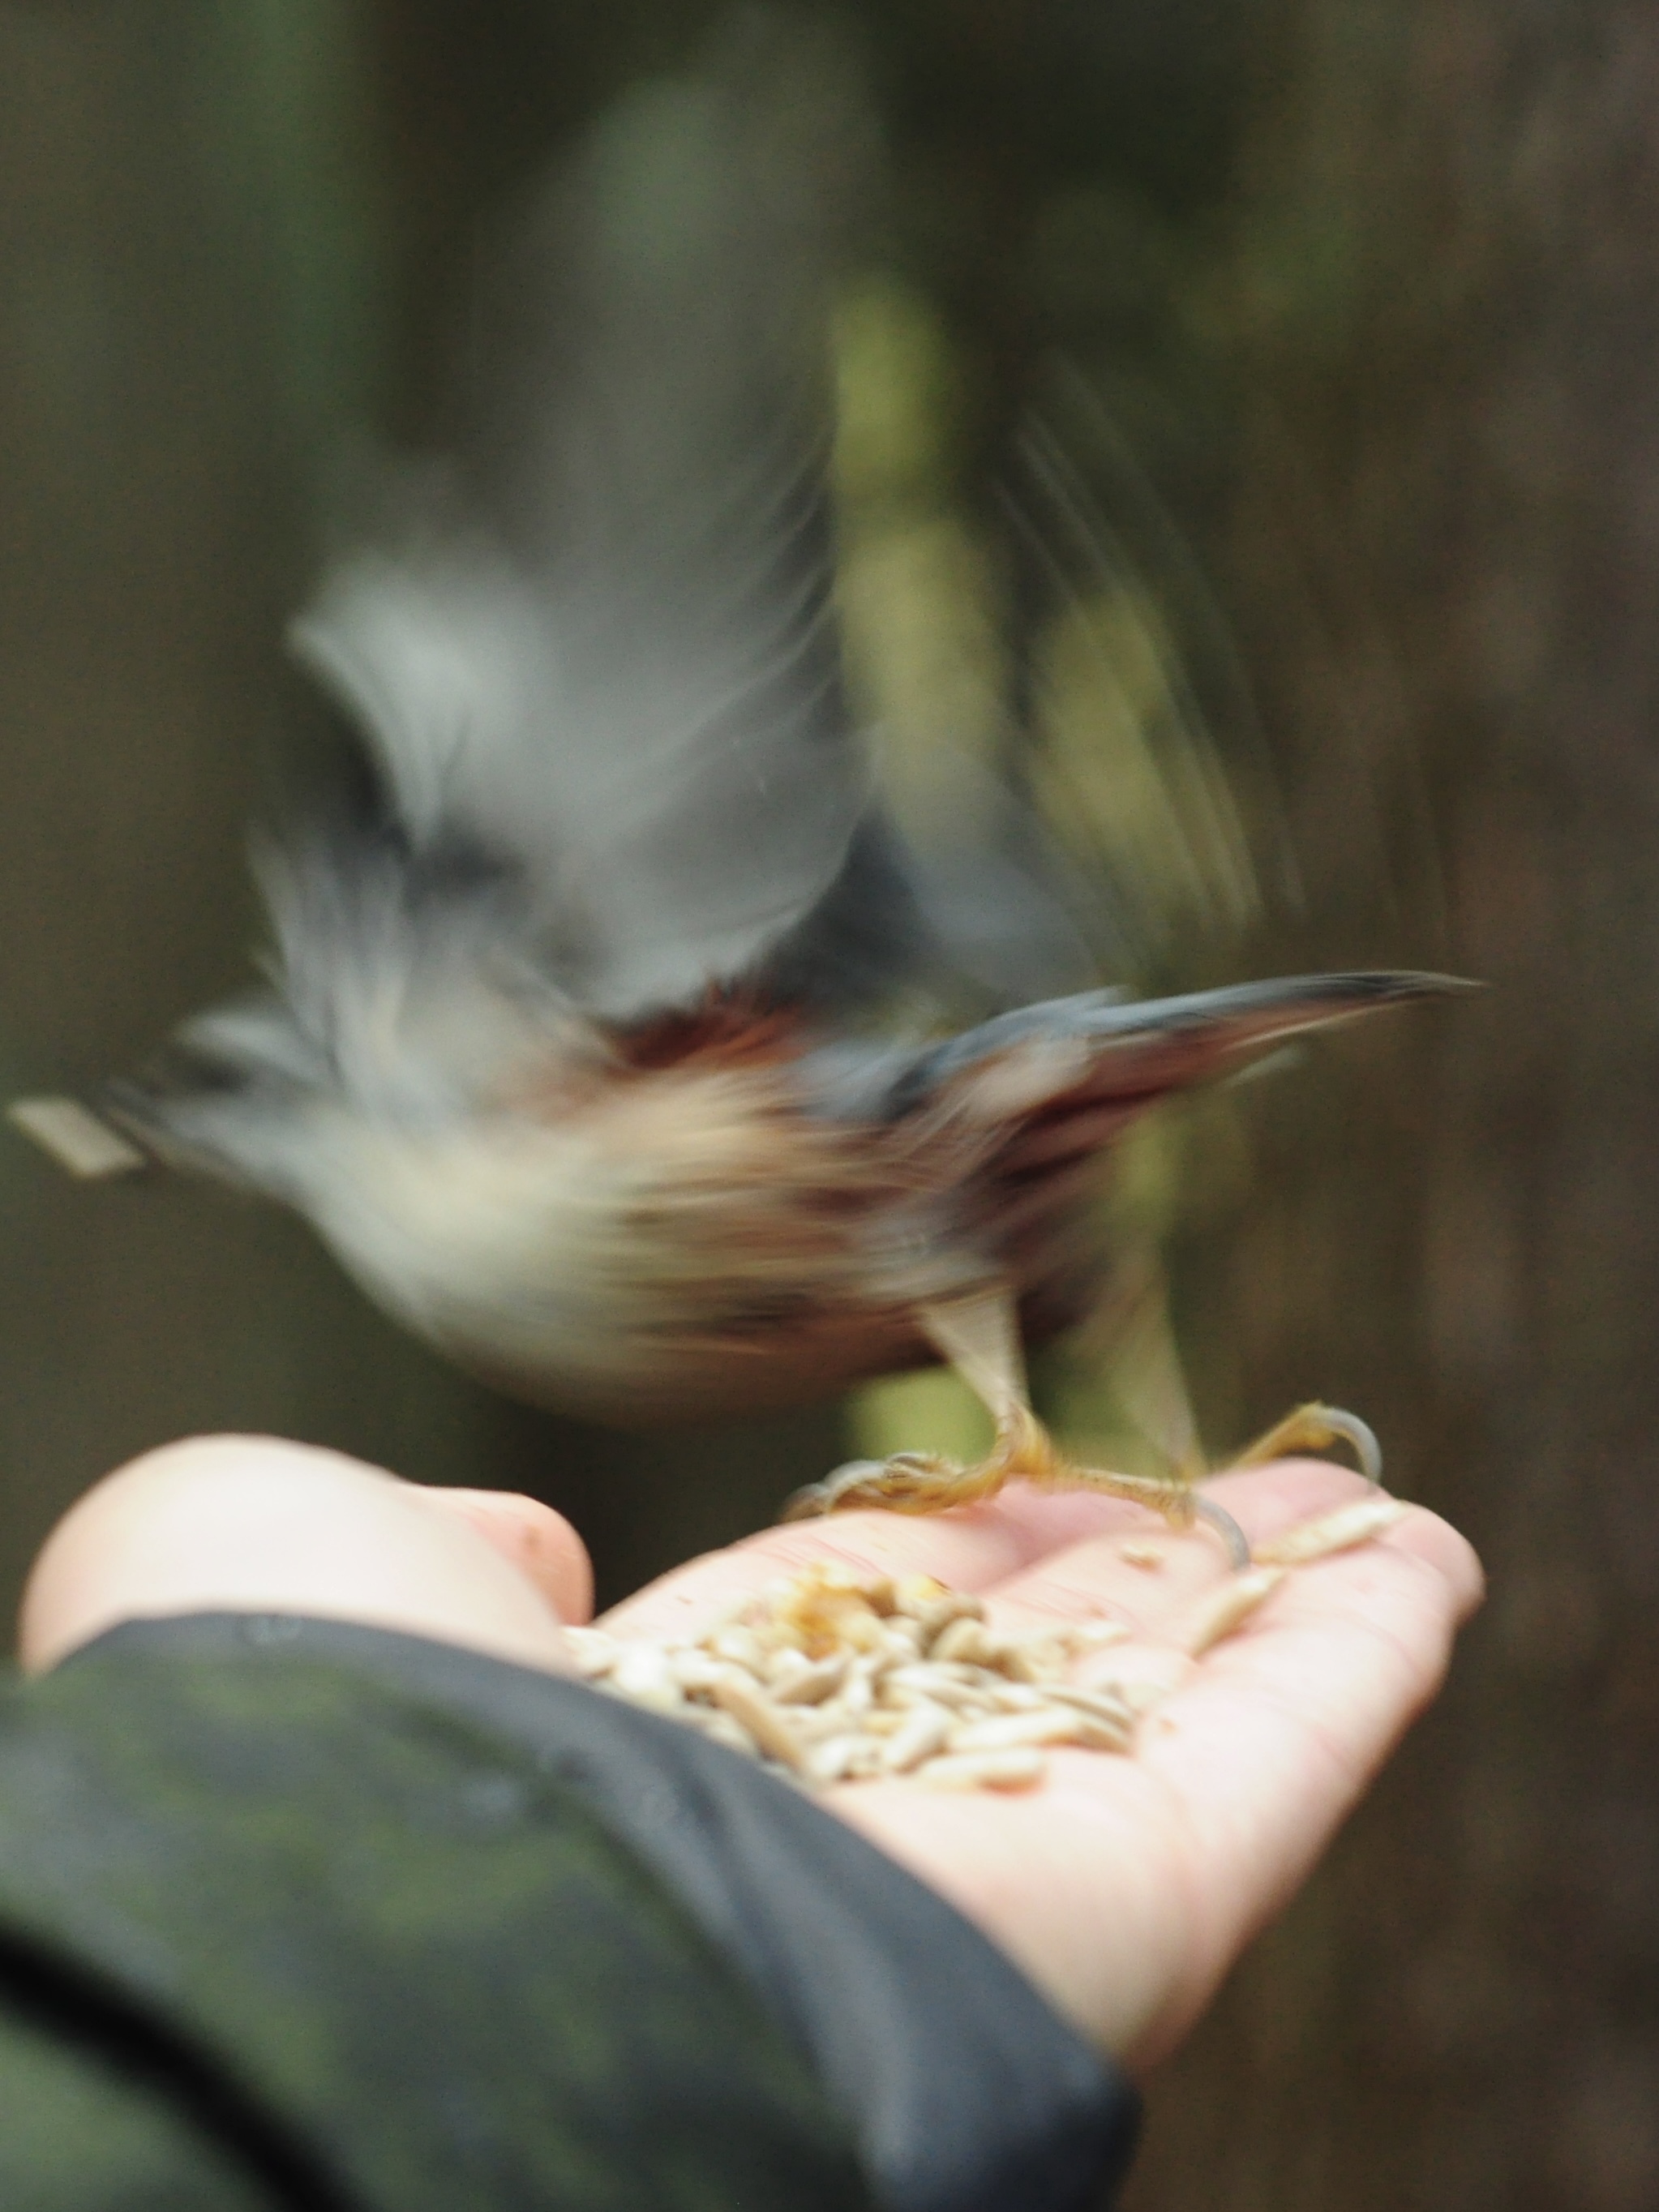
782, 1402, 1383, 1567
780, 1397, 1048, 1521
1223, 1400, 1382, 1486
782, 1404, 1254, 1567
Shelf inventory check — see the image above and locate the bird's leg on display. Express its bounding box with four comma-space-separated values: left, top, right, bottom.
782, 1287, 1251, 1565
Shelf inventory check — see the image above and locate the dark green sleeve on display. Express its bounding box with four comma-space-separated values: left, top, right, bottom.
0, 2001, 276, 2211
0, 1644, 872, 2212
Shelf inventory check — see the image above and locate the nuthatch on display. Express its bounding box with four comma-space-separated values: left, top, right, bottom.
11, 19, 1468, 1550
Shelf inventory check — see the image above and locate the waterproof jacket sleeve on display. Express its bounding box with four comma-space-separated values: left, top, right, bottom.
0, 1614, 1139, 2211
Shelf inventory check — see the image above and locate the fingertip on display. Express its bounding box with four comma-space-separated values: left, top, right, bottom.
1379, 1503, 1485, 1621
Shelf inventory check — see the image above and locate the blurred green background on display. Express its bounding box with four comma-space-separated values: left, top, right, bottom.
1, 2, 1652, 2207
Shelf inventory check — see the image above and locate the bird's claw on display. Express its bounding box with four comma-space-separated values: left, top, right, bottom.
1225, 1401, 1383, 1487
1190, 1495, 1252, 1571
780, 1460, 888, 1521
780, 1451, 984, 1521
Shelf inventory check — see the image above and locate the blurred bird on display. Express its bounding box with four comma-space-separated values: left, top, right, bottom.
9, 17, 1467, 1550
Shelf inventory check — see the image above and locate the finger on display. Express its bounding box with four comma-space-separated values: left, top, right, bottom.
415, 1489, 594, 1624
980, 1462, 1481, 1642
1121, 1522, 1481, 2062
1202, 1458, 1483, 1604
975, 1467, 1479, 1790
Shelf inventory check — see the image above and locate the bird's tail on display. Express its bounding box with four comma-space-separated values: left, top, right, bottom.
883, 969, 1479, 1125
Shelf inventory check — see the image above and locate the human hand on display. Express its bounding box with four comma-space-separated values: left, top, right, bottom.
602, 1462, 1482, 2065
19, 1438, 1480, 2069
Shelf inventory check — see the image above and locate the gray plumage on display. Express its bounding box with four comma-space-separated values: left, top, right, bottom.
285, 15, 876, 1035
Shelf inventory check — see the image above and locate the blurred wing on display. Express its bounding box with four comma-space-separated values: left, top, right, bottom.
821, 279, 1104, 1014
1001, 363, 1302, 990
819, 304, 1305, 1022
289, 18, 877, 1019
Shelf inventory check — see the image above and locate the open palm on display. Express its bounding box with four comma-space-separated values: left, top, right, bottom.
602, 1462, 1482, 2064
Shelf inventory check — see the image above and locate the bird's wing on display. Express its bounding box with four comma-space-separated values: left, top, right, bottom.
288, 17, 877, 1021
993, 368, 1300, 992
794, 334, 1309, 1027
